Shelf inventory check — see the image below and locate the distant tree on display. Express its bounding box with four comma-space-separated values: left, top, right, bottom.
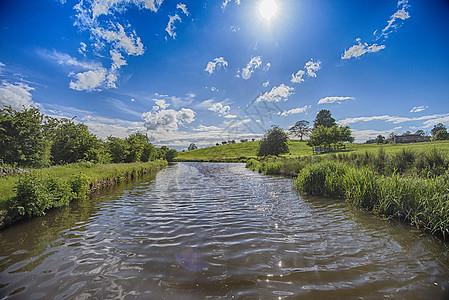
222, 141, 227, 145
375, 135, 385, 145
431, 123, 447, 137
289, 120, 311, 141
188, 143, 198, 151
252, 138, 255, 142
165, 149, 178, 162
313, 110, 336, 128
107, 136, 129, 163
415, 130, 426, 136
404, 130, 412, 135
258, 126, 289, 156
216, 143, 220, 146
307, 125, 354, 149
434, 130, 449, 141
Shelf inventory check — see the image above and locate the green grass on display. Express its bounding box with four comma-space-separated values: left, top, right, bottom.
295, 161, 449, 238
0, 160, 167, 211
176, 140, 449, 162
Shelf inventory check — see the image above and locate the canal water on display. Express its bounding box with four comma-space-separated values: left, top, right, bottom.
1, 162, 449, 299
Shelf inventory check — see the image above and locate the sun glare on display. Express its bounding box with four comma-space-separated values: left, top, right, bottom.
259, 0, 278, 22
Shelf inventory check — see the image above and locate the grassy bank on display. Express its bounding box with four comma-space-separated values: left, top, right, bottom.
177, 140, 449, 162
0, 160, 167, 229
295, 161, 449, 238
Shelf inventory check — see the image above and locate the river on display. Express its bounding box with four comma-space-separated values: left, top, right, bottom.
1, 162, 449, 299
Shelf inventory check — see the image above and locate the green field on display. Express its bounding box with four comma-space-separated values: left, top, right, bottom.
176, 140, 449, 161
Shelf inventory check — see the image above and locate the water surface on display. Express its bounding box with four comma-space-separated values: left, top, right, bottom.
1, 162, 448, 299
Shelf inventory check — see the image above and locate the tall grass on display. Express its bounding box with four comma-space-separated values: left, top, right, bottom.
295, 161, 449, 238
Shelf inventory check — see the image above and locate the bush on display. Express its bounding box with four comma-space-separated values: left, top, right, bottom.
69, 173, 90, 200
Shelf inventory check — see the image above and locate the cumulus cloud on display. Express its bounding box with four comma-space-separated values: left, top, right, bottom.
154, 99, 170, 110
341, 39, 386, 59
78, 42, 88, 56
166, 14, 181, 38
205, 57, 228, 75
256, 84, 294, 103
278, 105, 311, 117
410, 105, 428, 113
142, 107, 195, 131
262, 80, 270, 87
318, 96, 355, 104
69, 68, 108, 91
241, 56, 262, 80
94, 23, 144, 55
0, 81, 37, 110
209, 102, 230, 116
177, 3, 189, 16
291, 59, 321, 83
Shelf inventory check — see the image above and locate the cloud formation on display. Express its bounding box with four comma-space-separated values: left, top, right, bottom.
410, 105, 428, 113
142, 107, 195, 132
318, 96, 355, 104
0, 81, 37, 110
291, 59, 322, 83
342, 0, 410, 60
205, 57, 228, 75
241, 56, 262, 80
338, 113, 449, 127
256, 84, 294, 103
341, 39, 386, 59
278, 105, 311, 117
166, 14, 181, 38
177, 3, 189, 16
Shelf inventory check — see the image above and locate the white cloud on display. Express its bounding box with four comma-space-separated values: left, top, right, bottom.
410, 105, 428, 113
69, 68, 108, 91
0, 81, 37, 110
338, 113, 449, 127
94, 23, 144, 55
154, 99, 170, 109
341, 39, 386, 59
89, 0, 163, 18
39, 49, 102, 70
205, 57, 228, 75
222, 0, 240, 9
256, 84, 294, 103
291, 59, 321, 83
230, 25, 240, 32
262, 80, 270, 87
380, 0, 410, 39
278, 105, 311, 117
142, 107, 195, 131
318, 96, 355, 104
78, 42, 87, 55
177, 3, 189, 16
241, 56, 262, 80
110, 49, 127, 70
166, 14, 181, 38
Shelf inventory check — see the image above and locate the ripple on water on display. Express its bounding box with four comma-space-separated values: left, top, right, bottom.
1, 162, 449, 299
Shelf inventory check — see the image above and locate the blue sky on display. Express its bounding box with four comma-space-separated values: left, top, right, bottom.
1, 0, 448, 149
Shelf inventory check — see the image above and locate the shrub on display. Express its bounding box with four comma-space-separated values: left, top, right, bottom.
69, 173, 90, 200
14, 173, 52, 217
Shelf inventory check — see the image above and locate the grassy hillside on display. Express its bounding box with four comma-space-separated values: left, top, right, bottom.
176, 140, 449, 161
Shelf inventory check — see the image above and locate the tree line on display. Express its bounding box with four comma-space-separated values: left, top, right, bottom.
0, 106, 177, 168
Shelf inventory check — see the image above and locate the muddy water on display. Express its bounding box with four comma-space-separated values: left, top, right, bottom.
1, 162, 448, 299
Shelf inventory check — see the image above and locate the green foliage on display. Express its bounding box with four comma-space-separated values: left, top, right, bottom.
0, 106, 51, 167
375, 135, 385, 144
51, 118, 101, 164
106, 133, 157, 163
107, 136, 130, 163
68, 173, 90, 200
434, 129, 449, 141
289, 120, 310, 141
307, 125, 354, 148
295, 161, 449, 238
431, 123, 447, 137
258, 125, 289, 156
165, 149, 178, 162
313, 109, 336, 128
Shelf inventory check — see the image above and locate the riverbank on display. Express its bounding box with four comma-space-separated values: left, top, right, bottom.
0, 160, 167, 229
246, 147, 449, 239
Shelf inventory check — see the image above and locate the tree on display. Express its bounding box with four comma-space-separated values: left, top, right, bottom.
375, 135, 385, 145
431, 123, 447, 137
0, 106, 51, 167
289, 120, 310, 141
258, 125, 289, 156
313, 109, 336, 128
188, 143, 197, 151
165, 149, 177, 162
434, 130, 449, 141
307, 125, 354, 149
51, 119, 100, 164
107, 136, 129, 163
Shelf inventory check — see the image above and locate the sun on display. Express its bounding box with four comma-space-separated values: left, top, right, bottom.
259, 0, 278, 22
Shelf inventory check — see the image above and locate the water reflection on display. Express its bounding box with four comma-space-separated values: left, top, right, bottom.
1, 162, 448, 299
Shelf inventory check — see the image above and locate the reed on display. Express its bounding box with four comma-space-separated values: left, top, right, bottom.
295, 161, 449, 238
